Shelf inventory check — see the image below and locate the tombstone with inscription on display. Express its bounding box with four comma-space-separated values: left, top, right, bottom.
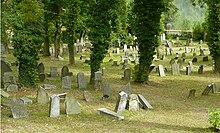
61, 66, 72, 79
77, 72, 86, 90
62, 76, 72, 89
158, 65, 165, 77
50, 66, 59, 77
37, 87, 49, 104
102, 83, 110, 100
122, 68, 131, 80
171, 62, 180, 75
128, 94, 139, 111
115, 91, 128, 114
65, 96, 81, 115
10, 98, 29, 118
49, 94, 60, 117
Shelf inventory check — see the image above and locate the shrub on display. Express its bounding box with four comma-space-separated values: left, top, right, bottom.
208, 109, 220, 131
193, 22, 205, 41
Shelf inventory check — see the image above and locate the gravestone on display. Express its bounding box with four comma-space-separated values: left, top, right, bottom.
188, 89, 196, 98
192, 57, 198, 63
39, 74, 45, 82
164, 67, 170, 72
188, 61, 193, 68
200, 49, 205, 56
169, 48, 174, 55
115, 91, 128, 114
171, 62, 180, 75
177, 58, 183, 69
83, 91, 93, 102
37, 63, 45, 74
65, 96, 81, 115
202, 84, 213, 95
130, 46, 133, 51
0, 89, 10, 98
78, 45, 83, 53
122, 68, 131, 80
149, 64, 155, 74
199, 40, 203, 44
49, 94, 60, 117
123, 44, 127, 52
37, 87, 49, 104
128, 94, 139, 111
203, 56, 208, 62
77, 72, 86, 90
182, 53, 186, 58
18, 97, 33, 104
157, 48, 163, 57
112, 60, 119, 66
3, 72, 18, 92
102, 83, 110, 100
116, 48, 120, 54
43, 84, 56, 90
95, 71, 102, 89
62, 76, 72, 89
158, 65, 165, 77
186, 66, 192, 75
102, 67, 106, 76
61, 66, 72, 79
137, 94, 153, 109
1, 44, 6, 53
185, 47, 189, 53
169, 59, 175, 64
50, 66, 59, 77
98, 108, 124, 120
62, 47, 68, 56
165, 48, 170, 56
1, 60, 12, 87
198, 65, 204, 74
122, 82, 131, 96
7, 84, 18, 92
10, 98, 28, 118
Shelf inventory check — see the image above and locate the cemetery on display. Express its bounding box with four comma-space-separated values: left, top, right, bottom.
1, 0, 220, 132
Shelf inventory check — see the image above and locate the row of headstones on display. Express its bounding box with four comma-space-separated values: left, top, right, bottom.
188, 83, 219, 98
98, 83, 153, 120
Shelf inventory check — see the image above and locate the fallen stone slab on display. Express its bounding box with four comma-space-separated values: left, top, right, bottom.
137, 94, 153, 109
43, 84, 56, 90
97, 108, 124, 120
18, 97, 32, 104
0, 89, 10, 98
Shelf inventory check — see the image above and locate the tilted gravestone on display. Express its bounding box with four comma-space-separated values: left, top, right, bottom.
37, 87, 49, 104
65, 96, 81, 115
158, 65, 165, 77
198, 65, 204, 74
188, 89, 196, 98
122, 68, 131, 80
202, 83, 217, 95
98, 108, 124, 120
137, 94, 153, 109
83, 90, 93, 102
171, 62, 180, 75
49, 94, 60, 117
128, 94, 139, 111
62, 76, 72, 89
102, 83, 110, 100
10, 98, 28, 118
77, 72, 86, 90
61, 66, 72, 79
115, 91, 128, 114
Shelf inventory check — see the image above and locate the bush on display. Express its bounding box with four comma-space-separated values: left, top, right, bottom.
208, 109, 220, 131
193, 22, 205, 41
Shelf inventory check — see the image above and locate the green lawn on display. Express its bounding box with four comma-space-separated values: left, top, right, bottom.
1, 42, 220, 133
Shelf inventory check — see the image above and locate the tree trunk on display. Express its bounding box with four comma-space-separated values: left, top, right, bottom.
54, 20, 61, 58
214, 58, 220, 74
43, 24, 50, 56
68, 43, 75, 65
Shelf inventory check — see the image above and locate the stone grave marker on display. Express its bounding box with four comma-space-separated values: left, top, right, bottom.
198, 65, 204, 74
95, 71, 102, 89
124, 44, 127, 52
37, 87, 49, 104
203, 56, 208, 62
102, 83, 110, 100
186, 66, 192, 75
1, 60, 12, 85
188, 61, 193, 68
169, 48, 174, 55
10, 98, 29, 118
50, 66, 59, 77
0, 89, 10, 98
192, 57, 198, 63
65, 96, 81, 115
61, 66, 72, 79
77, 72, 86, 90
137, 94, 153, 109
122, 82, 131, 96
164, 67, 170, 72
185, 47, 189, 53
3, 72, 18, 92
18, 97, 33, 104
158, 65, 165, 77
112, 60, 119, 66
128, 94, 139, 111
43, 84, 56, 90
83, 91, 93, 102
122, 68, 131, 80
171, 62, 180, 75
62, 76, 72, 89
177, 58, 183, 69
169, 59, 175, 64
188, 89, 196, 98
182, 53, 186, 58
130, 46, 133, 51
78, 45, 83, 53
165, 47, 169, 56
37, 62, 45, 74
115, 91, 128, 114
202, 84, 214, 95
98, 108, 124, 120
49, 94, 60, 117
200, 49, 205, 56
116, 48, 120, 54
102, 67, 106, 76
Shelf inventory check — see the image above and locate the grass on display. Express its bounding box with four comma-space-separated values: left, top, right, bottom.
1, 42, 220, 133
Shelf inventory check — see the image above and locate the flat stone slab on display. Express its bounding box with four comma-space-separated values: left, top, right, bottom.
137, 94, 153, 109
43, 84, 56, 90
0, 89, 10, 98
18, 97, 32, 104
97, 108, 124, 120
10, 98, 28, 118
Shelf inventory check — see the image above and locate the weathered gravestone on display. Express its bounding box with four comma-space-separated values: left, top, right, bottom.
165, 48, 170, 56
137, 94, 153, 109
171, 62, 180, 75
200, 49, 205, 56
18, 97, 32, 104
49, 94, 60, 117
0, 89, 10, 98
188, 89, 196, 98
10, 98, 28, 118
83, 90, 93, 102
177, 58, 183, 69
123, 44, 127, 52
62, 76, 72, 89
1, 60, 12, 87
192, 57, 198, 63
112, 60, 119, 66
61, 66, 72, 79
102, 83, 110, 100
37, 62, 45, 74
203, 56, 208, 62
115, 91, 128, 114
202, 83, 217, 95
122, 82, 132, 96
65, 96, 81, 115
122, 68, 131, 80
43, 84, 56, 90
98, 108, 124, 120
39, 74, 45, 82
198, 65, 204, 74
95, 71, 102, 89
158, 65, 165, 77
37, 87, 49, 104
186, 66, 192, 75
128, 94, 139, 111
77, 72, 86, 90
3, 72, 18, 92
50, 66, 59, 77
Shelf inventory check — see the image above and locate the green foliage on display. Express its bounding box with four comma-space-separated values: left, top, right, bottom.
193, 22, 205, 41
208, 109, 220, 130
12, 0, 44, 88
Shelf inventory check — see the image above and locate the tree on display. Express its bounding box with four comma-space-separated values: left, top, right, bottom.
133, 0, 172, 83
12, 0, 44, 87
